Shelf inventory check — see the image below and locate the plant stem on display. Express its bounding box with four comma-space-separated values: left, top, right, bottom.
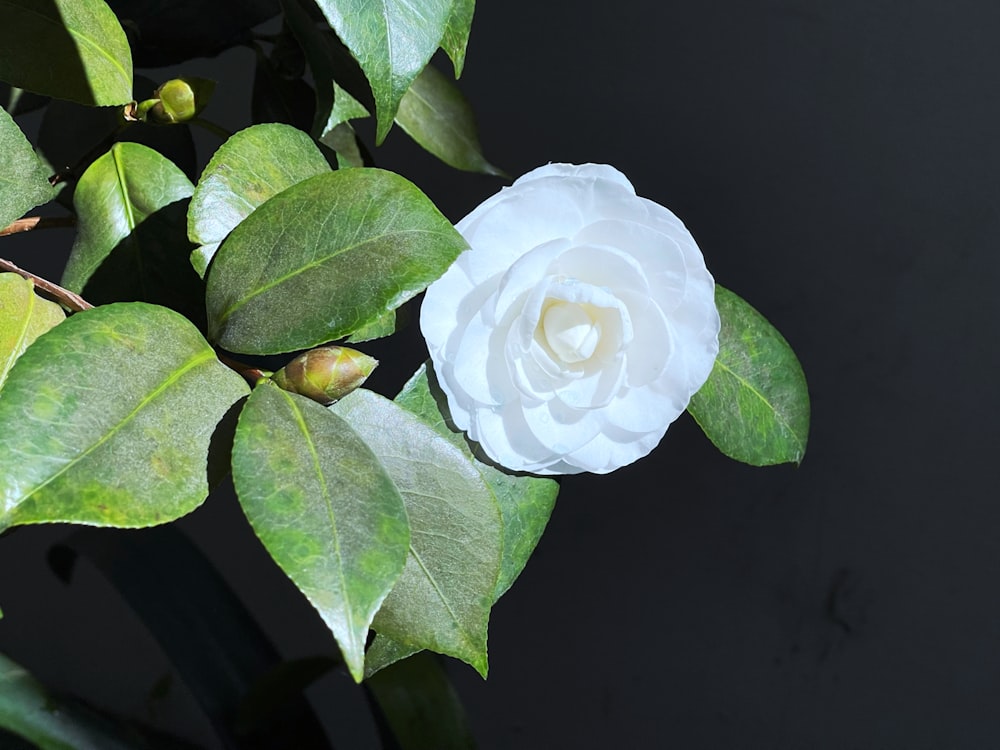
0, 258, 93, 312
191, 117, 233, 141
0, 215, 76, 237
216, 352, 270, 387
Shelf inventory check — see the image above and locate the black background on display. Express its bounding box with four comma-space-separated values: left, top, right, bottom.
2, 0, 1000, 747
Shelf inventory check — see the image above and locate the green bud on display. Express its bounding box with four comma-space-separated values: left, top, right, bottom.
272, 346, 378, 405
146, 77, 216, 124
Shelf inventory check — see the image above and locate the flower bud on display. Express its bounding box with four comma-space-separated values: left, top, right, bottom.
145, 77, 215, 124
272, 346, 377, 405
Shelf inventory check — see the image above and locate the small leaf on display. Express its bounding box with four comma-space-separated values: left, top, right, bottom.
440, 0, 475, 78
206, 168, 467, 355
396, 363, 557, 600
0, 274, 65, 389
396, 63, 502, 175
0, 303, 249, 532
366, 652, 476, 750
332, 389, 502, 677
0, 651, 147, 749
0, 105, 56, 229
188, 123, 331, 276
311, 0, 453, 143
232, 382, 410, 682
62, 143, 201, 321
0, 0, 133, 106
105, 0, 279, 67
687, 285, 810, 466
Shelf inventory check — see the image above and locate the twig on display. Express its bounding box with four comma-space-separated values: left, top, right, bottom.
0, 258, 93, 312
216, 352, 270, 387
0, 215, 76, 237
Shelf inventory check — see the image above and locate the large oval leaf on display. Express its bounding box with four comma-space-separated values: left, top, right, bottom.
687, 285, 810, 466
312, 0, 452, 143
332, 389, 502, 677
62, 142, 199, 319
396, 64, 501, 175
0, 302, 249, 532
188, 123, 331, 276
232, 382, 410, 683
0, 0, 132, 106
0, 105, 56, 228
0, 274, 65, 389
206, 168, 467, 354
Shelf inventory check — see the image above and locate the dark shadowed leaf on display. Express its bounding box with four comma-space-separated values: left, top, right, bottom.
206, 168, 467, 354
106, 0, 279, 66
251, 45, 316, 133
687, 285, 810, 466
0, 83, 48, 117
440, 0, 475, 77
332, 389, 501, 677
366, 652, 475, 750
396, 63, 501, 175
232, 382, 410, 682
0, 303, 249, 532
0, 274, 65, 389
49, 526, 331, 748
188, 123, 331, 276
0, 0, 132, 106
0, 105, 56, 229
311, 0, 452, 143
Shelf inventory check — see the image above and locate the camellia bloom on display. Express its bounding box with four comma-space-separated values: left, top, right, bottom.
420, 163, 720, 475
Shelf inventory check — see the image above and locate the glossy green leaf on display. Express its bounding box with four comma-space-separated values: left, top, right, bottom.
0, 0, 132, 106
440, 0, 475, 77
687, 285, 810, 466
396, 363, 557, 600
0, 652, 145, 750
345, 308, 395, 343
0, 274, 65, 389
105, 0, 279, 67
188, 123, 330, 276
396, 63, 501, 175
332, 389, 502, 677
232, 382, 410, 682
312, 0, 452, 143
0, 303, 249, 532
364, 634, 420, 679
0, 105, 56, 229
62, 143, 198, 314
366, 652, 475, 750
206, 168, 467, 354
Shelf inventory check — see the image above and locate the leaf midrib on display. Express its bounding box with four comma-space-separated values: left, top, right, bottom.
715, 356, 805, 455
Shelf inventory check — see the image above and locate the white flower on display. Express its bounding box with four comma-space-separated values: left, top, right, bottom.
420, 163, 720, 475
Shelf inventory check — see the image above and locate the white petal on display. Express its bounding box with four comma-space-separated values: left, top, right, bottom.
521, 399, 602, 455
512, 163, 636, 193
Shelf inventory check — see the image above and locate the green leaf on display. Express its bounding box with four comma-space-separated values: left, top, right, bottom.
687, 285, 810, 466
62, 143, 202, 320
0, 302, 249, 532
206, 168, 467, 355
345, 308, 395, 343
396, 363, 557, 600
188, 123, 330, 276
440, 0, 475, 77
364, 634, 420, 679
311, 0, 453, 143
0, 274, 65, 390
0, 652, 146, 749
231, 382, 410, 682
0, 0, 132, 106
0, 105, 56, 229
331, 389, 501, 677
396, 63, 501, 175
0, 82, 48, 117
366, 652, 475, 750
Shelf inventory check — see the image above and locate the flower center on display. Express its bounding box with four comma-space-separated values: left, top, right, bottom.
541, 301, 601, 363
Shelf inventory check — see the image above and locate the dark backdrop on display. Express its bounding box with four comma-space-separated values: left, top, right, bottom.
2, 0, 999, 748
